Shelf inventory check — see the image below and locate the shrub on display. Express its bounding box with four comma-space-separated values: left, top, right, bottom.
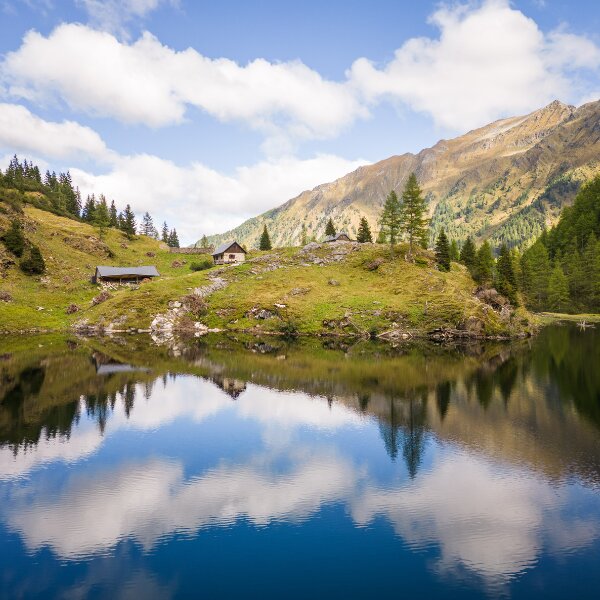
182, 294, 208, 317
277, 318, 299, 338
2, 219, 25, 257
190, 256, 213, 271
20, 245, 45, 274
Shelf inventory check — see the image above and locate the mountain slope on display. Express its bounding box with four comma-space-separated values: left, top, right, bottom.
204, 100, 600, 249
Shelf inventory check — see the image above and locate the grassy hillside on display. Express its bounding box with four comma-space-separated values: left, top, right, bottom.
0, 203, 535, 338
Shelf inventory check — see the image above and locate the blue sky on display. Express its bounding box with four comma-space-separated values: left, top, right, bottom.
0, 0, 599, 242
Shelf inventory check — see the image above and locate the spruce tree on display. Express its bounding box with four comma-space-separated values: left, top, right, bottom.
141, 212, 157, 238
109, 200, 118, 227
2, 219, 25, 257
259, 224, 272, 250
449, 239, 460, 262
121, 204, 137, 239
475, 241, 494, 284
379, 190, 402, 248
161, 222, 169, 243
434, 229, 451, 271
20, 245, 45, 275
356, 217, 373, 243
460, 237, 477, 272
496, 243, 517, 303
521, 240, 550, 309
94, 196, 111, 238
82, 195, 96, 223
400, 173, 429, 253
547, 265, 571, 312
325, 218, 336, 237
167, 229, 180, 248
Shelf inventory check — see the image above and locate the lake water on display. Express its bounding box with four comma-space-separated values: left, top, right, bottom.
1, 325, 599, 598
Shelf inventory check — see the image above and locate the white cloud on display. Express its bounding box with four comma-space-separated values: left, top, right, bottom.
349, 0, 600, 130
0, 103, 112, 161
1, 23, 366, 141
70, 152, 368, 243
77, 0, 175, 38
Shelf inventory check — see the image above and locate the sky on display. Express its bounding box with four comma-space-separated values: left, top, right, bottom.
0, 0, 599, 244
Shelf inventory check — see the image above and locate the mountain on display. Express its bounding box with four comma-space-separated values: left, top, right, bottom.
203, 100, 600, 250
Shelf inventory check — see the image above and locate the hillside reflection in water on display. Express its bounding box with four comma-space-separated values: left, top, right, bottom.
1, 325, 599, 598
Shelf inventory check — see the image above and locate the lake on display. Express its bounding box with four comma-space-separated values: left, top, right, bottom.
1, 325, 599, 599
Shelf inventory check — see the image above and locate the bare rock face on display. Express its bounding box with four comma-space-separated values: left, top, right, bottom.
463, 316, 485, 336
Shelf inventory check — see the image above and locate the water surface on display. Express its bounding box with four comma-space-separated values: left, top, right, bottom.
1, 326, 599, 598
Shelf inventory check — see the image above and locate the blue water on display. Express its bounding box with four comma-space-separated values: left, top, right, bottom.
1, 326, 599, 598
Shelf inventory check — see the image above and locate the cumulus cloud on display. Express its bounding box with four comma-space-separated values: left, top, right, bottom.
348, 0, 600, 130
70, 152, 368, 242
1, 23, 366, 140
77, 0, 176, 38
0, 103, 112, 161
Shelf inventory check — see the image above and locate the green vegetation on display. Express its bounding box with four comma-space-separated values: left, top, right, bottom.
325, 218, 336, 237
379, 190, 402, 247
189, 256, 213, 271
259, 224, 272, 250
400, 172, 429, 253
356, 216, 373, 243
434, 229, 450, 272
1, 219, 25, 257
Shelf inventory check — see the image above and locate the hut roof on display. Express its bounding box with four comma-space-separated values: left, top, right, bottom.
96, 266, 160, 278
212, 241, 247, 255
323, 232, 352, 243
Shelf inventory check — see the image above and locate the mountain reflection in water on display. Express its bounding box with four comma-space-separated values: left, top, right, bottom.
0, 325, 599, 598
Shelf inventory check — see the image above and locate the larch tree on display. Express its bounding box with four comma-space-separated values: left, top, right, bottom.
259, 224, 272, 250
400, 173, 429, 253
496, 243, 518, 304
356, 217, 373, 243
449, 239, 460, 262
475, 241, 494, 284
547, 265, 571, 312
434, 229, 451, 272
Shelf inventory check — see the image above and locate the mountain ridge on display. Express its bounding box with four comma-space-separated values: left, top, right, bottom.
202, 99, 599, 249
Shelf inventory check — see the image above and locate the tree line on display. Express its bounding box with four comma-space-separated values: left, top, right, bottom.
0, 155, 180, 246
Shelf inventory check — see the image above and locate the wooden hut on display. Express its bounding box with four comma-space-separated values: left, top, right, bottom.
212, 241, 247, 265
94, 265, 160, 284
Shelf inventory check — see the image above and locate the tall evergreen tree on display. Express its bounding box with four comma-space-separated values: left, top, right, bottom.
434, 229, 451, 271
259, 224, 272, 250
109, 200, 118, 227
356, 217, 373, 243
325, 218, 336, 237
379, 190, 402, 249
496, 243, 517, 303
167, 229, 180, 248
521, 240, 550, 309
94, 195, 111, 238
400, 173, 429, 253
20, 245, 45, 275
82, 194, 96, 223
300, 223, 308, 246
460, 237, 477, 272
449, 239, 460, 262
547, 265, 571, 312
475, 241, 494, 284
161, 221, 169, 243
121, 204, 137, 239
140, 212, 157, 238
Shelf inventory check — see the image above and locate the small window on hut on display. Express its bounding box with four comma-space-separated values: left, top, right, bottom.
229, 254, 235, 259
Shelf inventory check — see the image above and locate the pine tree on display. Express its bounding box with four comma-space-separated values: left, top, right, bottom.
140, 212, 157, 238
474, 241, 494, 284
2, 219, 25, 257
121, 204, 137, 239
460, 237, 477, 272
325, 218, 336, 237
400, 173, 429, 253
356, 217, 373, 243
161, 222, 169, 243
379, 190, 402, 248
82, 195, 96, 223
167, 229, 180, 248
521, 240, 550, 309
449, 239, 460, 262
259, 224, 272, 250
109, 200, 118, 227
496, 243, 517, 303
20, 245, 45, 275
547, 265, 571, 312
434, 229, 451, 271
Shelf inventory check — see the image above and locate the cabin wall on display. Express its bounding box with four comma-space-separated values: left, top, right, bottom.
214, 252, 245, 264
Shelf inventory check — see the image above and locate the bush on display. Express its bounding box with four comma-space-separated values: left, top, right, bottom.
19, 245, 45, 274
2, 219, 25, 257
182, 294, 208, 317
190, 256, 213, 271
